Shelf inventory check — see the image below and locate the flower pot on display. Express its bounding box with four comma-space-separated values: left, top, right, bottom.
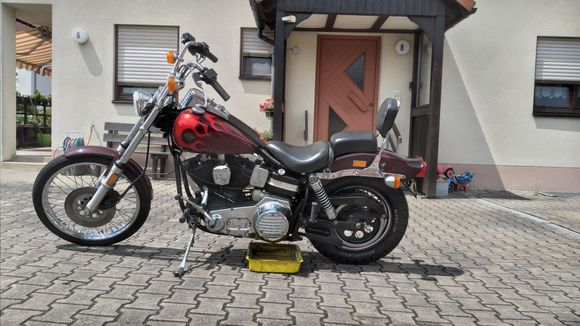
265, 110, 274, 118
36, 133, 51, 147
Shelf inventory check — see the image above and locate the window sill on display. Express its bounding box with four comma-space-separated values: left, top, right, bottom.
239, 75, 271, 81
533, 108, 580, 118
112, 100, 132, 104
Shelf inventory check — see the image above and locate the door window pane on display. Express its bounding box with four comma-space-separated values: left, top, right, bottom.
345, 54, 365, 90
534, 85, 570, 108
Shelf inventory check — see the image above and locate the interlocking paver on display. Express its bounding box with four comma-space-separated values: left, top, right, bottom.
2, 167, 580, 325
220, 307, 259, 325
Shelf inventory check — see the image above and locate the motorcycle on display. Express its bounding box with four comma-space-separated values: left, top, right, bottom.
32, 33, 427, 276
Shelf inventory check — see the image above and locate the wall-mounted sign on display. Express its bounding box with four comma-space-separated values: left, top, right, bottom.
395, 40, 410, 56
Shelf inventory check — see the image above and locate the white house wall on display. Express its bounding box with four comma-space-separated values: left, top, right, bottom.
441, 0, 580, 191
44, 0, 272, 148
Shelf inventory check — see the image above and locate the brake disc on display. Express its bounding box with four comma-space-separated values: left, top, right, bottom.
64, 187, 116, 227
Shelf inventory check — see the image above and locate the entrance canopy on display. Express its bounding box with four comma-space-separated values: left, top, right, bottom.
249, 0, 476, 198
16, 24, 52, 76
252, 0, 475, 34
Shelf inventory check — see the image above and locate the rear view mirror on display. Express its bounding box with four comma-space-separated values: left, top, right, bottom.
375, 98, 399, 137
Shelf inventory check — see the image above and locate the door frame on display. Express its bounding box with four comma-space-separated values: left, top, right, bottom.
313, 35, 382, 141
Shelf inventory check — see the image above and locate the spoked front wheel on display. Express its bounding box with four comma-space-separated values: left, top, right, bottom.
32, 155, 151, 246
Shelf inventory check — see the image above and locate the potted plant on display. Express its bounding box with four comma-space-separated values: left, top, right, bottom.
261, 129, 273, 142
259, 98, 275, 118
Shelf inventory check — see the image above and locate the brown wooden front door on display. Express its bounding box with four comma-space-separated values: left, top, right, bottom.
314, 35, 381, 141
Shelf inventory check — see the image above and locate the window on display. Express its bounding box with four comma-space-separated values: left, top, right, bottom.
533, 37, 580, 117
240, 28, 273, 80
114, 25, 178, 103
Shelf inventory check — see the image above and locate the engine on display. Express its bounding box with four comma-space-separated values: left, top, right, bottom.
206, 196, 291, 241
181, 154, 299, 242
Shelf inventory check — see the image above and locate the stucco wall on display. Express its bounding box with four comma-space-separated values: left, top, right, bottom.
285, 32, 415, 156
441, 0, 580, 169
44, 0, 272, 148
1, 3, 17, 161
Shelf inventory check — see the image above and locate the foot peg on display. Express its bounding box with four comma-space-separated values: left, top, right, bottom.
174, 224, 196, 277
178, 208, 191, 223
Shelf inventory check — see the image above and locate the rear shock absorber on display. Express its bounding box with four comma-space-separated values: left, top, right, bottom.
309, 175, 337, 220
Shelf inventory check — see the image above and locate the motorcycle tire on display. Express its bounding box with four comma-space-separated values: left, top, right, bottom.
307, 177, 409, 265
32, 155, 151, 246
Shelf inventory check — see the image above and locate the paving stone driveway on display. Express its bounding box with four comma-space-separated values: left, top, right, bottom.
1, 166, 579, 325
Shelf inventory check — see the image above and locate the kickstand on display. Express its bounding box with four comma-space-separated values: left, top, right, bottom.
174, 223, 196, 277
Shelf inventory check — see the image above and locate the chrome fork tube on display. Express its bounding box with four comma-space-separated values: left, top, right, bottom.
117, 120, 143, 153
85, 96, 166, 212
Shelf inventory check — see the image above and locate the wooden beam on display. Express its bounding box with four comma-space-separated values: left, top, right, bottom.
272, 9, 287, 141
370, 15, 388, 31
408, 16, 436, 43
283, 0, 443, 16
294, 27, 416, 34
325, 14, 337, 29
423, 15, 445, 198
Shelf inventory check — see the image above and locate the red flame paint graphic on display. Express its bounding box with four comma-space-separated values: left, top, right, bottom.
172, 111, 256, 154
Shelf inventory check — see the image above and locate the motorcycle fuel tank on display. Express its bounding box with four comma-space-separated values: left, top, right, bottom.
172, 110, 257, 154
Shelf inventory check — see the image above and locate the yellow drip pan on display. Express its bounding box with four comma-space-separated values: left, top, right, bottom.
246, 242, 303, 274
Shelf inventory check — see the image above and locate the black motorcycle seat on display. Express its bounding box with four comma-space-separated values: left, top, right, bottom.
330, 131, 377, 157
266, 141, 332, 173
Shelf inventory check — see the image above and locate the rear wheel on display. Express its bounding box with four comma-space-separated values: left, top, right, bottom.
32, 155, 151, 246
306, 177, 408, 264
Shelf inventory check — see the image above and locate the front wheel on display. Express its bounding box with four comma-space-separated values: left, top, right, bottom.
32, 155, 151, 246
306, 177, 408, 264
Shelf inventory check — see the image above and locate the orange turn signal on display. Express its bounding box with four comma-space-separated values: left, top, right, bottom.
393, 176, 401, 189
167, 75, 176, 92
166, 51, 176, 64
385, 175, 401, 189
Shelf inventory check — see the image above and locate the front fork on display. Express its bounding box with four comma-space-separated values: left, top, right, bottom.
84, 98, 166, 212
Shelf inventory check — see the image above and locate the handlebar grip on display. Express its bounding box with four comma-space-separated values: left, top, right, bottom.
210, 80, 230, 101
205, 51, 218, 63
181, 33, 195, 45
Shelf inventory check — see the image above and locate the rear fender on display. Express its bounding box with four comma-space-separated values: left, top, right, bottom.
63, 146, 153, 197
331, 151, 425, 179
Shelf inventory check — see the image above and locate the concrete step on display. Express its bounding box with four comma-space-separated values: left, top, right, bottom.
1, 161, 46, 172
10, 154, 51, 163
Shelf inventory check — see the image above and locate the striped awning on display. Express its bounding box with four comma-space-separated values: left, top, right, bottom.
16, 26, 52, 76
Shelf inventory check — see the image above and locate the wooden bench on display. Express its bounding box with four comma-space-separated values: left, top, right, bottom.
103, 122, 170, 180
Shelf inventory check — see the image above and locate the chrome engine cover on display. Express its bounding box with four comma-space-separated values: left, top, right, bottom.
212, 164, 231, 185
207, 196, 291, 241
254, 201, 290, 242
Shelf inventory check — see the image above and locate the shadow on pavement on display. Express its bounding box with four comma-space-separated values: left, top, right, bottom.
58, 244, 464, 280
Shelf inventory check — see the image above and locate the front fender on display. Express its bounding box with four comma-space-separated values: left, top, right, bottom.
63, 146, 153, 198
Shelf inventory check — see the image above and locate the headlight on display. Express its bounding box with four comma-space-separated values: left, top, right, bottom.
133, 90, 153, 117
